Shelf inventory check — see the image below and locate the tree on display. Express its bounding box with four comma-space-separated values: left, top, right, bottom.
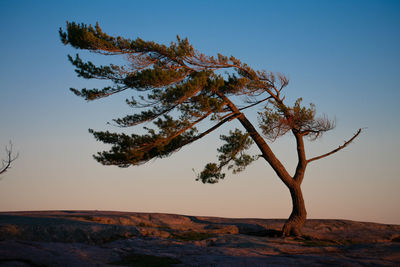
60, 22, 362, 236
0, 142, 18, 176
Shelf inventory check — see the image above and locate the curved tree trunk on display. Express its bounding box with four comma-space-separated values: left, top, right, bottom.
219, 93, 309, 237
282, 183, 307, 237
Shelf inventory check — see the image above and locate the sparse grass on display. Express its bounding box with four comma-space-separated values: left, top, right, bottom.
245, 229, 281, 237
300, 239, 337, 247
66, 215, 95, 221
80, 216, 94, 221
296, 236, 338, 247
137, 222, 171, 229
109, 253, 181, 267
172, 231, 215, 241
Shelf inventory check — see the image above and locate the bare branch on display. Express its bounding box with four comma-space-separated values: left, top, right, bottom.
307, 128, 362, 164
191, 113, 241, 142
132, 112, 240, 157
238, 96, 272, 112
171, 113, 243, 152
0, 142, 18, 175
133, 111, 213, 153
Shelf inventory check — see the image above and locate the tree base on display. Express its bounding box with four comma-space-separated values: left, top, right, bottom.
282, 223, 303, 237
282, 183, 307, 237
282, 216, 306, 237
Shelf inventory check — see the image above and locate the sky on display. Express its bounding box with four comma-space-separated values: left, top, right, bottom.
0, 0, 399, 224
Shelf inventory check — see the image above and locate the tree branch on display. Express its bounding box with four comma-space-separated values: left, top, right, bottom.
178, 113, 242, 149
215, 91, 294, 187
293, 132, 307, 184
238, 96, 272, 112
0, 142, 18, 175
134, 111, 213, 153
192, 113, 241, 142
307, 128, 362, 164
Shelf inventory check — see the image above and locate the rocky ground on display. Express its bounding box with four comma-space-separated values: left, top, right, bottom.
0, 211, 399, 266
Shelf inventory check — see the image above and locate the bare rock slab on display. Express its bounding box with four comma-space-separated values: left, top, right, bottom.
0, 211, 399, 266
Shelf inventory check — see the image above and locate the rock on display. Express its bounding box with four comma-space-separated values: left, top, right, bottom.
0, 214, 140, 245
0, 211, 399, 266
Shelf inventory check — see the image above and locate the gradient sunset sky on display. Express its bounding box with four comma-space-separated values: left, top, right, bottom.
1, 0, 399, 224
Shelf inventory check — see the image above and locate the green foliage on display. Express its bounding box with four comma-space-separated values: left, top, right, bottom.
197, 129, 258, 184
296, 236, 338, 247
90, 115, 198, 166
61, 21, 336, 183
68, 54, 122, 80
218, 129, 257, 173
172, 231, 215, 241
196, 163, 225, 184
259, 98, 334, 141
70, 86, 126, 101
60, 22, 263, 168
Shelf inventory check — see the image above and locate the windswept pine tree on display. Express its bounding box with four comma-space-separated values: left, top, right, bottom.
60, 22, 361, 236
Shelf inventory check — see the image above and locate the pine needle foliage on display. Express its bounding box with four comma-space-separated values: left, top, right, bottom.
60, 22, 359, 186
196, 129, 258, 184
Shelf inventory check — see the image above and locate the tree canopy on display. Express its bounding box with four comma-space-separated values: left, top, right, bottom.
60, 22, 361, 236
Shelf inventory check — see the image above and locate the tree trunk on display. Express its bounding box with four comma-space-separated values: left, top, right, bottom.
282, 183, 307, 237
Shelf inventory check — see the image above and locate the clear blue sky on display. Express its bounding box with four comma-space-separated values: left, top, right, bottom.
1, 0, 399, 224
